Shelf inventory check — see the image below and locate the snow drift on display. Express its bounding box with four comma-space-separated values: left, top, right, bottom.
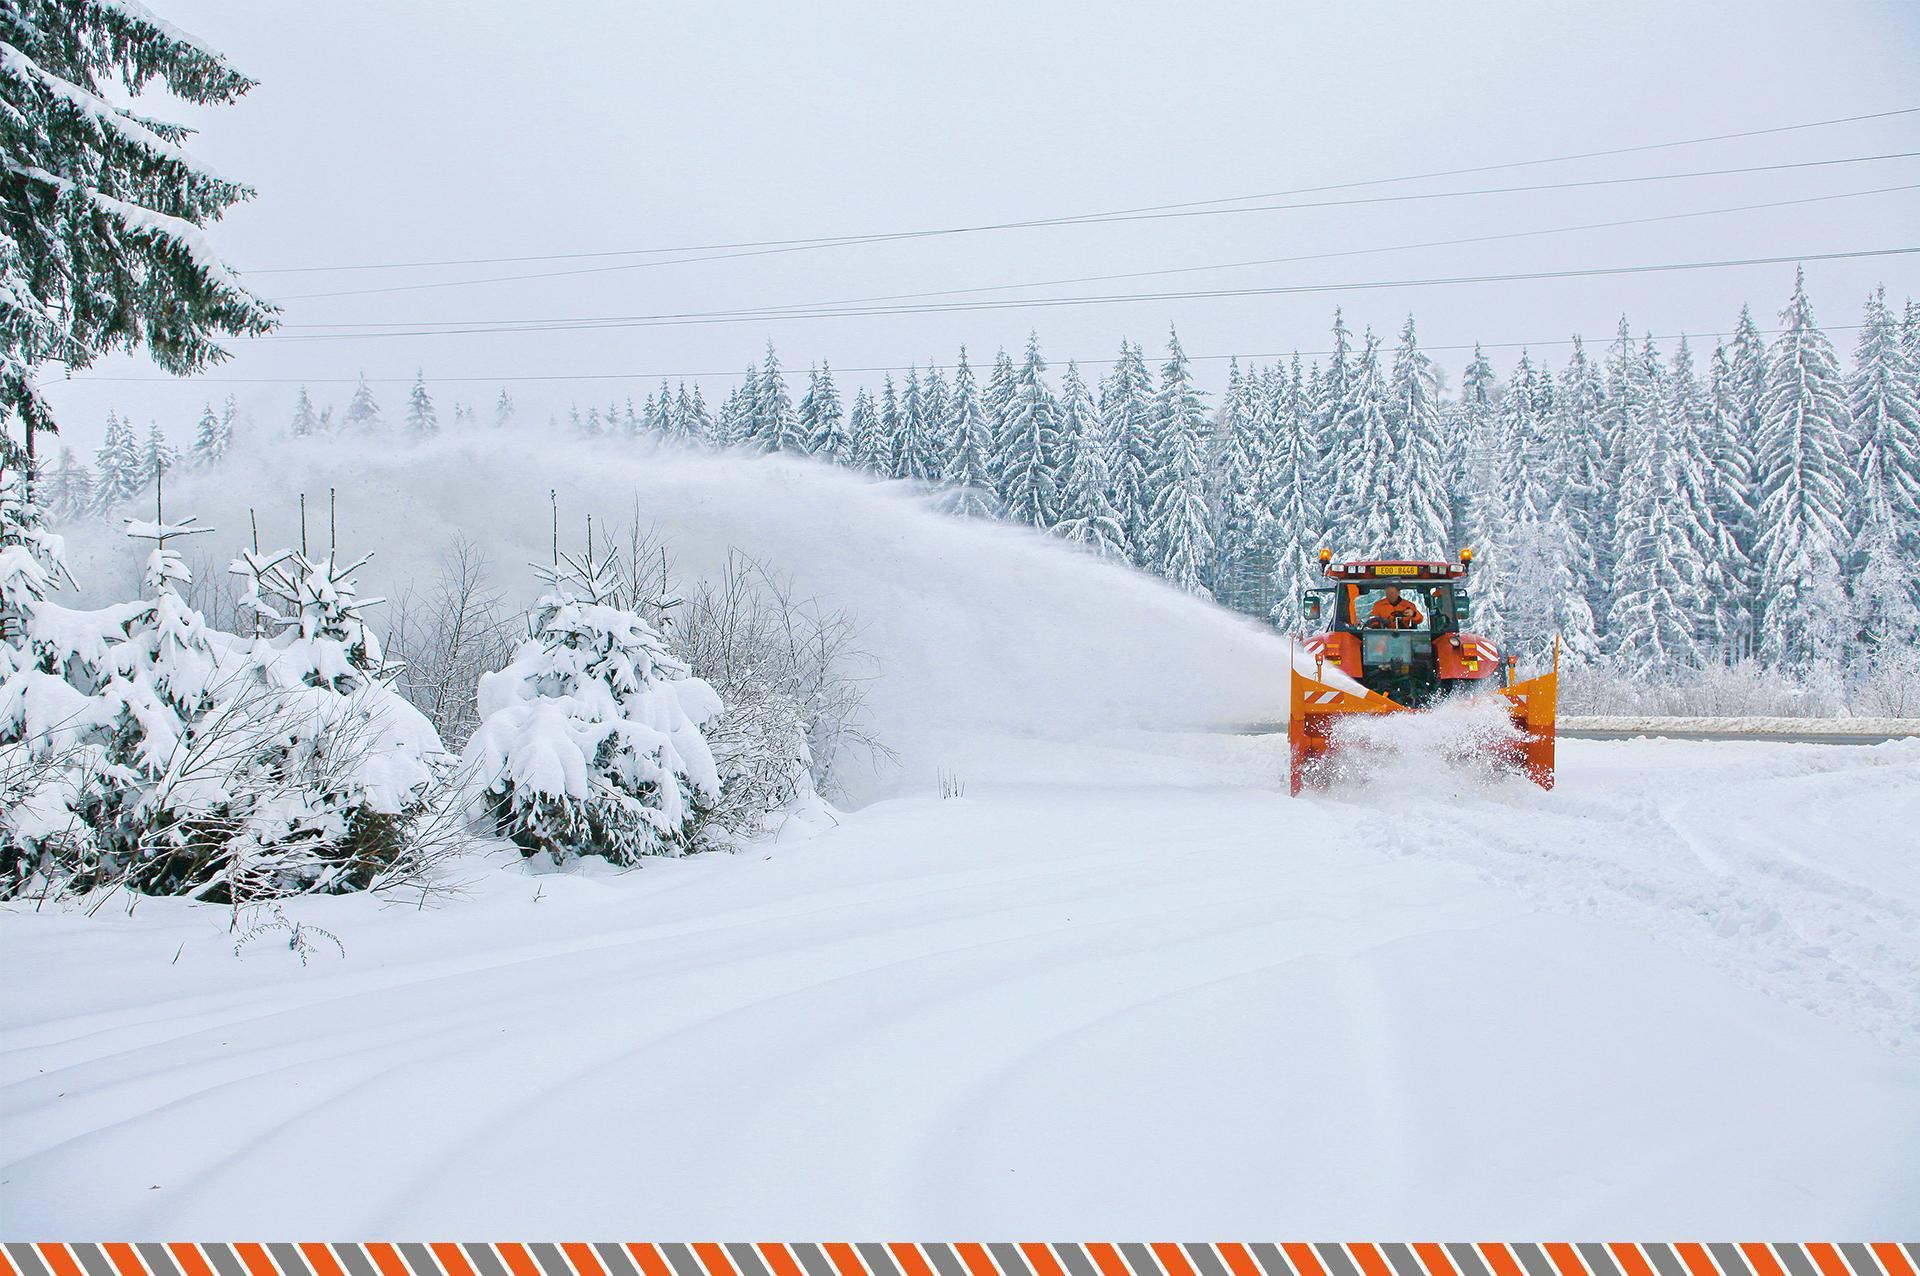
56, 433, 1298, 795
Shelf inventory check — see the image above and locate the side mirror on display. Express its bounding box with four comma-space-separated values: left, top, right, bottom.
1301, 593, 1322, 621
1455, 592, 1472, 622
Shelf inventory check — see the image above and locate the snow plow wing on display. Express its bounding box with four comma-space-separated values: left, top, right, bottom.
1286, 644, 1558, 794
1500, 659, 1557, 789
1286, 664, 1403, 795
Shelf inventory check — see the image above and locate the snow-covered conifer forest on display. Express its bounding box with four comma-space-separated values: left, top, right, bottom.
56, 275, 1920, 692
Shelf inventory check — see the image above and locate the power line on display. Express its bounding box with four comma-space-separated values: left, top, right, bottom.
282, 183, 1920, 330
265, 150, 1920, 303
241, 105, 1920, 276
63, 324, 1874, 388
248, 246, 1920, 341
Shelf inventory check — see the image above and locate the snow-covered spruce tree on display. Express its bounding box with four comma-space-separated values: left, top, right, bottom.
1592, 315, 1641, 623
494, 388, 515, 429
289, 385, 322, 436
1703, 342, 1758, 657
981, 348, 1017, 483
647, 382, 672, 438
1208, 359, 1267, 611
996, 333, 1062, 529
1608, 337, 1707, 674
732, 365, 761, 447
939, 348, 999, 517
1322, 331, 1397, 558
1264, 355, 1325, 626
894, 365, 940, 481
0, 465, 98, 881
1051, 361, 1097, 509
1723, 304, 1770, 565
1474, 349, 1597, 667
1552, 336, 1612, 637
1666, 337, 1736, 649
756, 344, 803, 454
897, 367, 923, 472
919, 363, 952, 479
1450, 344, 1499, 552
682, 383, 717, 447
404, 370, 438, 438
189, 402, 224, 468
1098, 339, 1157, 563
87, 510, 232, 892
843, 387, 882, 473
1050, 359, 1128, 560
877, 373, 903, 475
4, 477, 449, 899
798, 362, 846, 460
90, 410, 141, 512
0, 0, 275, 479
1848, 286, 1920, 654
1314, 310, 1359, 527
343, 374, 382, 431
1146, 328, 1214, 594
1472, 351, 1549, 640
43, 447, 93, 520
218, 533, 447, 895
1753, 271, 1856, 672
139, 420, 175, 490
465, 535, 720, 865
1385, 316, 1452, 559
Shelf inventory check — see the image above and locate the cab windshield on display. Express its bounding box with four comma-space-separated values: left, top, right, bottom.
1344, 583, 1456, 632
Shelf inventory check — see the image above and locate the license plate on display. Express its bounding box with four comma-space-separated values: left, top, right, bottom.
1372, 564, 1419, 576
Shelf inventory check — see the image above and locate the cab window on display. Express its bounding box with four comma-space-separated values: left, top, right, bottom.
1347, 584, 1456, 632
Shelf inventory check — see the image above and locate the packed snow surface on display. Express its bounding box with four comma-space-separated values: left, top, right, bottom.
4, 731, 1917, 1235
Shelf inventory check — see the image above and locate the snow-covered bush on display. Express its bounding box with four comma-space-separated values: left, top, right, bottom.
612, 530, 885, 833
1563, 659, 1851, 719
0, 486, 453, 902
207, 541, 449, 896
1844, 643, 1920, 719
465, 538, 720, 864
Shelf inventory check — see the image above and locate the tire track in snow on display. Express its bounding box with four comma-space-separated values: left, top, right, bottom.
1336, 742, 1920, 1047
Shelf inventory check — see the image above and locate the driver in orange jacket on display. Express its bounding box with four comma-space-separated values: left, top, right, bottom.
1368, 585, 1424, 629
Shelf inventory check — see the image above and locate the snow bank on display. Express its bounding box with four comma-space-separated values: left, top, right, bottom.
56, 434, 1298, 796
1561, 714, 1920, 740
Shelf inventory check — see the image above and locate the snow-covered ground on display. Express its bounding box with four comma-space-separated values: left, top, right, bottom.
5, 728, 1917, 1236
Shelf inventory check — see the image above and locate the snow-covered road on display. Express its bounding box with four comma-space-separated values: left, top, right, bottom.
3, 733, 1917, 1235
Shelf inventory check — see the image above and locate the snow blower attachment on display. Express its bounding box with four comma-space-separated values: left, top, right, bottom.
1287, 549, 1556, 794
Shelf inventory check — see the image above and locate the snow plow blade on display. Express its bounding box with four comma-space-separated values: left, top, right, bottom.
1499, 658, 1557, 790
1286, 644, 1558, 794
1286, 665, 1404, 795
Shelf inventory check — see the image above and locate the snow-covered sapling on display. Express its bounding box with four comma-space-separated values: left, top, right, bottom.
466, 531, 721, 865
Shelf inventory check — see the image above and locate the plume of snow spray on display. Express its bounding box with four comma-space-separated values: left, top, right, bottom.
1319, 694, 1526, 794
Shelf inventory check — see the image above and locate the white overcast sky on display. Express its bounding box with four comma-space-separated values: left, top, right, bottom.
44, 0, 1920, 445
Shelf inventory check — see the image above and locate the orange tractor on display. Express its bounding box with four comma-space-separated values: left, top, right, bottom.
1287, 549, 1557, 794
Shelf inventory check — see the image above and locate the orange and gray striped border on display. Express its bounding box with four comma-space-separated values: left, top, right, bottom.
1, 1244, 1917, 1276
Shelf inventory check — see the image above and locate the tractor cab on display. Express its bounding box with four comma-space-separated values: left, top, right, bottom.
1297, 551, 1500, 708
